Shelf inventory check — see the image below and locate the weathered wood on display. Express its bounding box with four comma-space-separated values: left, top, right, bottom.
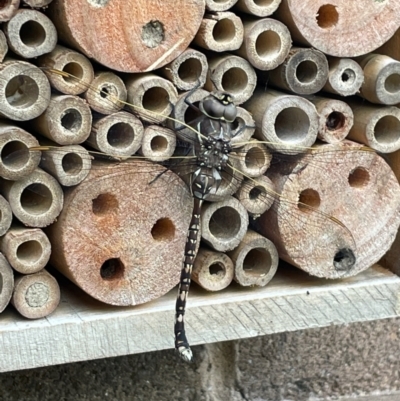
0, 253, 13, 313
256, 141, 400, 279
0, 30, 8, 62
235, 0, 281, 17
205, 53, 257, 104
0, 0, 19, 22
323, 57, 364, 97
192, 247, 234, 291
201, 196, 249, 252
32, 94, 92, 145
274, 0, 400, 57
243, 88, 319, 153
0, 123, 40, 180
47, 0, 206, 72
268, 47, 329, 95
0, 167, 64, 228
4, 9, 57, 58
0, 226, 51, 274
205, 0, 237, 12
235, 17, 291, 71
45, 161, 193, 306
228, 230, 278, 286
0, 59, 51, 121
140, 125, 176, 162
11, 269, 60, 319
194, 12, 244, 52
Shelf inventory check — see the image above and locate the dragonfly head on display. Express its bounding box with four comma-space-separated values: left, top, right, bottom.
199, 91, 237, 123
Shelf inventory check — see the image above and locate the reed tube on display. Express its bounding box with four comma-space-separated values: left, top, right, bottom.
23, 0, 53, 6
206, 0, 238, 12
0, 254, 14, 314
0, 0, 19, 22
0, 196, 12, 236
0, 31, 8, 62
235, 0, 281, 17
230, 106, 255, 146
140, 126, 176, 162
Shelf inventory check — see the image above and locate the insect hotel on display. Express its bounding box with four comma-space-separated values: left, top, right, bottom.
0, 0, 400, 399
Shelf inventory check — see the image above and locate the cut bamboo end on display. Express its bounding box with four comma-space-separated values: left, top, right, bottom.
305, 96, 354, 144
0, 196, 12, 236
192, 248, 234, 291
0, 0, 19, 22
268, 47, 329, 95
323, 58, 364, 97
160, 48, 208, 91
194, 12, 244, 52
39, 145, 91, 186
358, 54, 400, 105
38, 44, 94, 95
4, 9, 57, 58
0, 31, 8, 62
205, 54, 257, 104
230, 106, 255, 146
275, 0, 400, 57
0, 226, 51, 274
125, 74, 178, 123
235, 0, 281, 17
235, 175, 275, 216
228, 230, 278, 287
205, 165, 243, 202
0, 168, 64, 228
206, 0, 238, 12
201, 196, 249, 252
47, 0, 205, 72
0, 59, 51, 121
23, 0, 53, 6
11, 269, 60, 319
347, 102, 400, 153
87, 111, 144, 156
46, 162, 193, 306
235, 17, 291, 71
230, 140, 271, 178
32, 94, 92, 145
0, 253, 14, 313
244, 88, 319, 153
83, 71, 127, 115
0, 123, 41, 180
140, 125, 176, 162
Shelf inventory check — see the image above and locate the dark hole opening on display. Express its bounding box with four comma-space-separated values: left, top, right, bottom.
92, 193, 119, 216
100, 258, 124, 280
151, 218, 175, 241
333, 248, 356, 271
1, 141, 29, 169
209, 263, 225, 277
326, 111, 345, 131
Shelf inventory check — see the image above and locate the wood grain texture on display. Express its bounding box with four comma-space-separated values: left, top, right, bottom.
0, 264, 398, 372
47, 0, 206, 72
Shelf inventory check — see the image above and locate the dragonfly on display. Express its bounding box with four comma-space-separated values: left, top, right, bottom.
1, 64, 378, 362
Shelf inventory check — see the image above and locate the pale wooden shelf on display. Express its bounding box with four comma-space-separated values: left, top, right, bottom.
1, 264, 399, 373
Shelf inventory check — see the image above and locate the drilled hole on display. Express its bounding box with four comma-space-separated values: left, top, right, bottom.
61, 109, 83, 133
326, 111, 345, 131
100, 258, 124, 280
20, 20, 46, 47
255, 30, 281, 60
150, 136, 168, 152
209, 206, 241, 239
92, 193, 118, 216
16, 240, 43, 264
20, 184, 53, 215
209, 263, 225, 277
6, 75, 39, 108
275, 107, 310, 142
141, 20, 164, 48
62, 153, 83, 175
221, 68, 248, 94
348, 167, 369, 188
296, 60, 318, 84
107, 122, 135, 149
333, 248, 355, 271
385, 74, 400, 93
178, 58, 202, 83
213, 19, 236, 43
151, 218, 175, 241
62, 63, 84, 82
298, 188, 320, 212
142, 87, 169, 113
1, 141, 29, 169
316, 4, 339, 28
243, 248, 272, 277
374, 115, 400, 144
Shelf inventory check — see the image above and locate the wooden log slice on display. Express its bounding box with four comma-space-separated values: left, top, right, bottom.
46, 161, 193, 306
255, 141, 400, 279
47, 0, 206, 72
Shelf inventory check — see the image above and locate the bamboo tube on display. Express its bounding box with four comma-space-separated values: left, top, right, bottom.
0, 59, 51, 121
125, 73, 178, 124
0, 123, 41, 180
235, 0, 281, 17
228, 230, 278, 287
234, 17, 291, 71
32, 94, 92, 145
4, 9, 57, 58
46, 161, 193, 306
200, 196, 249, 252
0, 0, 19, 22
230, 106, 255, 146
11, 269, 60, 319
206, 0, 238, 12
203, 165, 243, 202
140, 126, 176, 162
235, 175, 275, 217
23, 0, 53, 6
0, 168, 63, 228
0, 196, 12, 236
0, 253, 14, 313
304, 95, 354, 144
243, 88, 319, 154
0, 226, 51, 274
268, 47, 329, 95
274, 0, 400, 57
357, 54, 400, 105
255, 141, 400, 279
192, 248, 234, 291
205, 53, 257, 104
87, 112, 144, 156
0, 31, 8, 62
37, 45, 94, 95
160, 48, 208, 91
193, 12, 244, 52
47, 0, 205, 72
83, 71, 127, 115
39, 144, 91, 186
346, 102, 400, 153
323, 58, 364, 97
